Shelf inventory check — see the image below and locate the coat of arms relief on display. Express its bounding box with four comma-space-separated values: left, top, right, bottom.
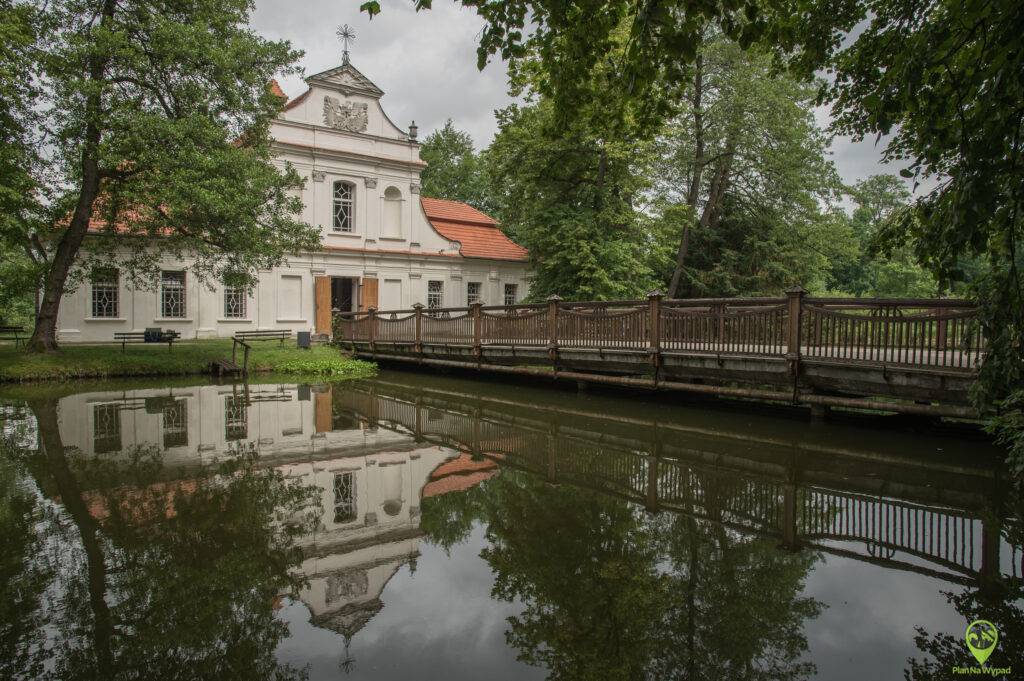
323, 96, 369, 132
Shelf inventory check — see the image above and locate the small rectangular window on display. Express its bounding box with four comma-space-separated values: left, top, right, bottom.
224, 395, 247, 441
333, 472, 356, 524
504, 283, 518, 307
224, 285, 247, 319
161, 271, 186, 318
467, 282, 482, 305
91, 268, 119, 318
427, 280, 443, 309
333, 181, 354, 232
162, 399, 188, 448
93, 403, 122, 454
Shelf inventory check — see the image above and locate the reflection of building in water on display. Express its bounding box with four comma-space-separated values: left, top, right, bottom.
49, 382, 497, 642
281, 449, 498, 638
53, 384, 413, 464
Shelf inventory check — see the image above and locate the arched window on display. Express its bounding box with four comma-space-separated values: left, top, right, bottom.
333, 180, 355, 232
382, 185, 403, 238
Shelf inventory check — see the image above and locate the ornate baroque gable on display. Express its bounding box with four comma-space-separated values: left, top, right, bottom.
307, 62, 384, 99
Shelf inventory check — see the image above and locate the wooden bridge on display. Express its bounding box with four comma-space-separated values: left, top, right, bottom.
335, 289, 985, 418
329, 377, 1017, 589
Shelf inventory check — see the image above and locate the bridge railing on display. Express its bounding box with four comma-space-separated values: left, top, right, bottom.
334, 289, 984, 370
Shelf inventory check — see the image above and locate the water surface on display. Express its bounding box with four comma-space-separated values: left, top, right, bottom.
1, 371, 1020, 680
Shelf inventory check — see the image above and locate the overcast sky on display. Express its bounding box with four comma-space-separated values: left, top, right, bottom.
251, 0, 901, 192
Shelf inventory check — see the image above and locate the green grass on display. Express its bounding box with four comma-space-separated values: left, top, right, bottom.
0, 339, 376, 383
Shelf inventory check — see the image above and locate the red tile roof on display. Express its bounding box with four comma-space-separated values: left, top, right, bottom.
268, 79, 287, 100
421, 197, 529, 262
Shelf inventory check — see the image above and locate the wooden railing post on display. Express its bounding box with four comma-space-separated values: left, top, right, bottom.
471, 301, 483, 360
368, 307, 377, 352
647, 290, 663, 372
546, 294, 562, 363
412, 303, 423, 353
785, 286, 806, 361
785, 286, 806, 399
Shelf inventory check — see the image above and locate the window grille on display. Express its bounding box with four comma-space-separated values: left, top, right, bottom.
91, 269, 119, 318
467, 282, 482, 305
224, 395, 247, 441
224, 286, 247, 319
93, 403, 122, 454
504, 284, 518, 307
333, 181, 354, 232
161, 271, 186, 318
162, 399, 188, 448
427, 280, 443, 309
333, 472, 356, 523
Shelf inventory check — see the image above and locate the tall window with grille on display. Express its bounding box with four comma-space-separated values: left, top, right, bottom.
223, 283, 247, 319
333, 180, 355, 232
224, 395, 247, 441
91, 268, 119, 318
467, 281, 482, 305
160, 271, 187, 318
333, 472, 356, 524
162, 399, 188, 448
504, 283, 518, 307
427, 280, 443, 309
93, 403, 122, 454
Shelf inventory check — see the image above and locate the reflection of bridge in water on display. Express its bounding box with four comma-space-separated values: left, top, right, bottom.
332, 377, 1018, 588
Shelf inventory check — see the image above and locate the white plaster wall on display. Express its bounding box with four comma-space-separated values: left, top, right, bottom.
54, 62, 532, 343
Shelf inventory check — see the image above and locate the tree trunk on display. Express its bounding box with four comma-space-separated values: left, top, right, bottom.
668, 53, 705, 299
30, 398, 115, 675
26, 0, 117, 353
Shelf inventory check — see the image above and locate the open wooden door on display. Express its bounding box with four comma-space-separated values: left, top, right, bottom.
314, 276, 331, 335
360, 277, 379, 311
314, 387, 333, 433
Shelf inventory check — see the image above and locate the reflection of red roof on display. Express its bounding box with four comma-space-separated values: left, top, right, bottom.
421, 453, 498, 498
421, 197, 529, 262
422, 470, 495, 498
71, 479, 199, 524
430, 453, 498, 479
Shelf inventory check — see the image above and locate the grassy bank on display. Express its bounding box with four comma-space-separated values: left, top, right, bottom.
0, 340, 376, 382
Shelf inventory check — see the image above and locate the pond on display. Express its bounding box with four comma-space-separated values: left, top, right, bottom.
0, 370, 1020, 680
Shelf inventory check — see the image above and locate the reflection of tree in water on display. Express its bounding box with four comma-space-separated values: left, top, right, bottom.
1, 428, 52, 681
0, 398, 322, 681
907, 493, 1024, 681
421, 466, 823, 681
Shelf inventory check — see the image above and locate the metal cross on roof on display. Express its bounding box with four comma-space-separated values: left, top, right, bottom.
337, 24, 355, 64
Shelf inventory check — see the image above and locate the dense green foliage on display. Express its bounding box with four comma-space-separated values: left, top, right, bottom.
371, 0, 1024, 467
419, 119, 491, 211
486, 98, 663, 300
826, 176, 939, 298
651, 35, 844, 297
2, 0, 319, 351
0, 340, 373, 382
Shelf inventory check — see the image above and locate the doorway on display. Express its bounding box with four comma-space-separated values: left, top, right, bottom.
331, 277, 356, 313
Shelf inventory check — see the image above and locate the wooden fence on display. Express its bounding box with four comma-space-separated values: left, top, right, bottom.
335, 288, 985, 371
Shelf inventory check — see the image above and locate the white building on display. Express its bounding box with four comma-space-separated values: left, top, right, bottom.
56, 56, 531, 343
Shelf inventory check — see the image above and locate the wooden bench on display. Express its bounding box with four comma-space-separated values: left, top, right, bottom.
233, 329, 292, 345
113, 329, 181, 353
0, 325, 26, 348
